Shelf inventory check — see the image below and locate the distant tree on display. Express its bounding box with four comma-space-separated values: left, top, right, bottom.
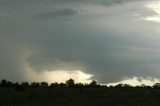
109, 85, 113, 88
40, 82, 48, 88
21, 82, 29, 87
115, 84, 132, 88
31, 82, 40, 87
153, 83, 160, 88
75, 83, 84, 88
50, 83, 58, 87
115, 84, 123, 88
89, 80, 97, 87
66, 78, 75, 87
1, 79, 7, 87
59, 83, 66, 87
140, 84, 146, 88
13, 82, 19, 87
13, 82, 25, 91
123, 84, 132, 88
101, 85, 108, 88
6, 81, 13, 87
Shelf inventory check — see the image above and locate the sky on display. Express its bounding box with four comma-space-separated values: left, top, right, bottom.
1, 0, 160, 85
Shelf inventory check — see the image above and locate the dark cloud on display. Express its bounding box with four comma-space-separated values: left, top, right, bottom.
100, 0, 147, 6
33, 7, 78, 19
0, 0, 160, 83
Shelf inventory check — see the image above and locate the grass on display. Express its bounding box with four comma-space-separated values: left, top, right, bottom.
0, 87, 160, 106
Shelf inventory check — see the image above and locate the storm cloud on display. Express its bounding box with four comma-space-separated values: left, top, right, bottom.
1, 0, 160, 83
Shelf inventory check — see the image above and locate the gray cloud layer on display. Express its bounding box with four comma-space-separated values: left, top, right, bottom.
0, 0, 160, 83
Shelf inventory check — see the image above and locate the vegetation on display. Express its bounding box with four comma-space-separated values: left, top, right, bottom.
0, 79, 160, 106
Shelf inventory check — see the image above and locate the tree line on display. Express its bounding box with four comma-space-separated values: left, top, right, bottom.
0, 79, 99, 88
1, 78, 160, 89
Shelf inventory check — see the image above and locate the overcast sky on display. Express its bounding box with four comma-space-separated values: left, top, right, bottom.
1, 0, 160, 84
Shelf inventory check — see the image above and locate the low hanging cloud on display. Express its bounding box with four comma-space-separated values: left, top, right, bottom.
1, 0, 160, 83
33, 7, 78, 19
100, 0, 146, 6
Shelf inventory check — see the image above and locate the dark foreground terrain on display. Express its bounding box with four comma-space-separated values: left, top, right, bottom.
1, 79, 160, 106
1, 87, 160, 106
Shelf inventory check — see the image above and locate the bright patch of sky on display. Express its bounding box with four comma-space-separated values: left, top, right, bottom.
43, 70, 93, 84
107, 77, 160, 86
142, 1, 160, 23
